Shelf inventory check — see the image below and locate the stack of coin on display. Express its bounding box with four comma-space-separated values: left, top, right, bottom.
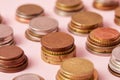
0, 46, 28, 73
41, 32, 76, 65
86, 27, 120, 56
93, 0, 119, 10
108, 46, 120, 77
25, 16, 58, 42
16, 4, 44, 23
13, 73, 44, 80
114, 7, 120, 26
68, 11, 103, 35
0, 24, 15, 46
56, 57, 98, 80
55, 0, 84, 16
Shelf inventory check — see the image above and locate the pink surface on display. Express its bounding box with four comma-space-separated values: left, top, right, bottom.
0, 0, 120, 80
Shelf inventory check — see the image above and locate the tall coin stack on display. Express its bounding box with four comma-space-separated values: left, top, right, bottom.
25, 16, 58, 42
56, 58, 98, 80
0, 24, 15, 46
114, 7, 120, 26
93, 0, 119, 10
0, 46, 28, 73
41, 32, 76, 65
68, 11, 103, 36
55, 0, 84, 16
86, 27, 120, 56
108, 46, 120, 77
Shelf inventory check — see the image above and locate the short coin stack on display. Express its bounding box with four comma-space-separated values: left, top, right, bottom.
13, 73, 44, 80
55, 0, 84, 16
93, 0, 119, 10
0, 24, 15, 46
108, 46, 120, 77
68, 11, 103, 35
41, 32, 76, 65
56, 57, 98, 80
86, 27, 120, 56
25, 16, 58, 42
114, 7, 120, 26
0, 46, 28, 73
16, 4, 44, 23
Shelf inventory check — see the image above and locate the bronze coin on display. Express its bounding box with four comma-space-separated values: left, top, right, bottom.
0, 46, 24, 60
90, 27, 120, 42
41, 32, 74, 52
16, 4, 44, 17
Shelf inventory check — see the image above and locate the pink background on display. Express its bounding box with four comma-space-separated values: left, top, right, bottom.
0, 0, 120, 80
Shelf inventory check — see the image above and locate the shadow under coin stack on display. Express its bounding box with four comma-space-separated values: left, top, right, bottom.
25, 16, 58, 42
55, 0, 84, 16
56, 57, 98, 80
68, 11, 103, 36
16, 4, 44, 23
108, 46, 120, 77
86, 27, 120, 56
41, 32, 76, 65
13, 73, 44, 80
93, 0, 119, 10
0, 46, 28, 73
0, 24, 15, 46
114, 7, 120, 26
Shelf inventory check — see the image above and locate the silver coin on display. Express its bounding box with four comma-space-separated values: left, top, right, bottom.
29, 16, 58, 33
109, 60, 120, 74
112, 46, 120, 61
13, 73, 44, 80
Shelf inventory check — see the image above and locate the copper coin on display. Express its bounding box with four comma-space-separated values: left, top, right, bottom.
71, 11, 103, 26
41, 32, 74, 52
0, 46, 24, 60
90, 27, 120, 42
16, 4, 44, 17
0, 57, 28, 73
0, 24, 13, 39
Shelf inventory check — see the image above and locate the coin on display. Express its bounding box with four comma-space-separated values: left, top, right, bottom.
89, 27, 120, 42
93, 0, 119, 10
16, 4, 44, 23
13, 73, 44, 80
41, 32, 74, 52
71, 11, 103, 26
25, 17, 59, 42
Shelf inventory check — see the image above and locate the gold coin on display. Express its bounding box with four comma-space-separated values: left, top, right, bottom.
61, 58, 94, 79
86, 41, 115, 53
41, 45, 75, 55
56, 3, 84, 12
70, 21, 103, 30
71, 11, 103, 27
56, 0, 81, 8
